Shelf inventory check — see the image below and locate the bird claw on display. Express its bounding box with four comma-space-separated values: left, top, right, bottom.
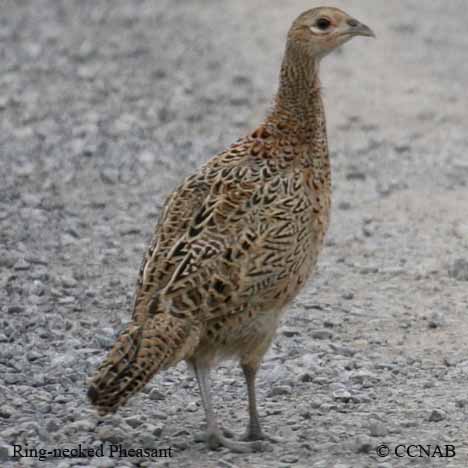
240, 429, 283, 444
194, 429, 269, 453
194, 426, 234, 442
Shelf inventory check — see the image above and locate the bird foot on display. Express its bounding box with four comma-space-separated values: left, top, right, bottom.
194, 429, 268, 453
240, 428, 284, 443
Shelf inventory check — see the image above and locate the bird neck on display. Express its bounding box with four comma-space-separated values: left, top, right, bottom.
269, 41, 329, 156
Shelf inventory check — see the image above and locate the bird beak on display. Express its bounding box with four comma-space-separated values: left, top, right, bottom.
346, 20, 376, 39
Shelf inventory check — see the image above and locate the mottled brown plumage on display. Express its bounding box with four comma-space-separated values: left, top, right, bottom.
88, 7, 374, 452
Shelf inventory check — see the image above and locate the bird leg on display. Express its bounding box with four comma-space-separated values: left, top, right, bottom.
190, 358, 265, 453
240, 363, 282, 443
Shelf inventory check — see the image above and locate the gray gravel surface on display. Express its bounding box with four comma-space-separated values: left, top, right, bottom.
1, 1, 468, 467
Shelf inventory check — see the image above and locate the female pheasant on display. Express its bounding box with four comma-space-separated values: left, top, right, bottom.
88, 7, 374, 452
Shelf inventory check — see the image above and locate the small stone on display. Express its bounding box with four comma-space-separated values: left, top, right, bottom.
346, 170, 366, 181
312, 329, 333, 340
32, 373, 46, 387
7, 305, 24, 314
333, 389, 351, 403
0, 405, 14, 418
280, 454, 299, 463
350, 393, 371, 404
97, 427, 126, 443
56, 462, 72, 468
0, 252, 16, 268
172, 440, 188, 450
186, 402, 198, 412
269, 385, 292, 397
68, 419, 96, 432
401, 420, 418, 428
428, 409, 446, 422
314, 376, 330, 386
62, 276, 78, 288
95, 334, 115, 349
140, 434, 158, 449
1, 426, 20, 439
4, 374, 21, 385
14, 258, 30, 270
342, 291, 354, 300
319, 403, 337, 412
148, 388, 165, 401
144, 423, 163, 437
455, 398, 467, 408
300, 373, 314, 383
428, 311, 446, 329
27, 351, 42, 362
338, 201, 352, 210
125, 416, 143, 428
448, 259, 468, 281
369, 421, 388, 437
46, 418, 61, 432
0, 443, 10, 461
354, 436, 373, 454
360, 266, 379, 274
330, 344, 356, 357
443, 356, 457, 367
281, 327, 301, 337
92, 457, 115, 468
350, 370, 378, 385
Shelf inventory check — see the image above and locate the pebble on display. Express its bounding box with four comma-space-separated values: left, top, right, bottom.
269, 385, 292, 397
329, 344, 356, 357
428, 311, 446, 329
333, 389, 352, 403
338, 201, 352, 210
125, 416, 144, 428
140, 434, 158, 449
455, 398, 468, 408
359, 266, 379, 274
186, 402, 198, 412
143, 423, 164, 437
369, 420, 388, 437
95, 334, 115, 349
7, 305, 24, 314
0, 443, 10, 461
67, 419, 96, 432
280, 454, 299, 463
148, 388, 165, 401
311, 329, 333, 340
346, 170, 366, 181
281, 327, 302, 337
96, 427, 126, 443
61, 275, 78, 288
91, 458, 115, 468
428, 409, 446, 422
448, 259, 468, 281
353, 436, 373, 454
14, 258, 30, 270
46, 418, 61, 432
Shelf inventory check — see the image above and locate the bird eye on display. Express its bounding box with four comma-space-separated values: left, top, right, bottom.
316, 18, 331, 30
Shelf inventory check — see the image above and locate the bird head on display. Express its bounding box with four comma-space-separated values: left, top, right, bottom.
288, 7, 375, 59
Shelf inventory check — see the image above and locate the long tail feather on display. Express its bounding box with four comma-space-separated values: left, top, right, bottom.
87, 314, 198, 415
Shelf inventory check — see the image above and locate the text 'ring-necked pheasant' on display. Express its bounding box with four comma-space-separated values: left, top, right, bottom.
87, 7, 375, 453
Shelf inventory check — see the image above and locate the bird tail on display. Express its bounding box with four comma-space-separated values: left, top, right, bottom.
87, 313, 198, 415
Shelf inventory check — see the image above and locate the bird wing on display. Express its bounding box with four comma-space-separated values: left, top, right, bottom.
132, 150, 316, 324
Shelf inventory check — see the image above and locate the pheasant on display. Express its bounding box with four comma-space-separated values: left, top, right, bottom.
88, 7, 374, 452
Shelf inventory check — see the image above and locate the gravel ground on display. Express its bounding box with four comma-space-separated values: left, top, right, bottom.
1, 1, 468, 467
